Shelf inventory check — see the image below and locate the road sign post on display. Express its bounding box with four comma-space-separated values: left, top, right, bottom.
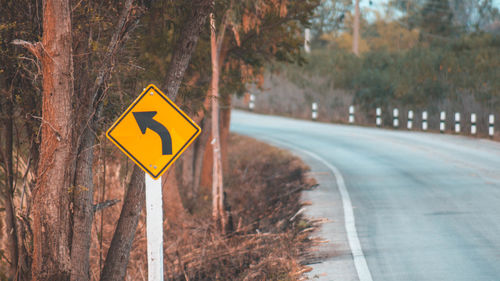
106, 84, 201, 281
146, 175, 164, 281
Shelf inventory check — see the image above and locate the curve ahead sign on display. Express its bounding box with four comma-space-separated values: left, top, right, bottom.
106, 84, 201, 179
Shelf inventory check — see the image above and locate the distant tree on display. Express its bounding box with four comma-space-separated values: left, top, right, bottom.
419, 0, 456, 37
311, 0, 352, 44
367, 18, 420, 52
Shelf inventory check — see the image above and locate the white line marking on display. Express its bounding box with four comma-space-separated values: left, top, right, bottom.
261, 137, 373, 281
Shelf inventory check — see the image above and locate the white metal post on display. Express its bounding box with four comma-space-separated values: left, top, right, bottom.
440, 111, 446, 133
304, 28, 311, 53
407, 110, 413, 130
146, 175, 164, 281
312, 102, 318, 120
454, 112, 461, 133
349, 105, 355, 124
376, 107, 382, 127
393, 108, 399, 128
455, 112, 460, 134
489, 114, 495, 138
470, 113, 477, 135
422, 111, 428, 131
249, 94, 255, 111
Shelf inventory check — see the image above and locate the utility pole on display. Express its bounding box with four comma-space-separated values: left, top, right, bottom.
353, 0, 360, 56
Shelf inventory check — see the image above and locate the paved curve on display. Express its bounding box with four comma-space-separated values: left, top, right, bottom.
230, 110, 500, 281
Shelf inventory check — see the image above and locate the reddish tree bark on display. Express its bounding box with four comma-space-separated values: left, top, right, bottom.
31, 0, 75, 279
220, 95, 232, 174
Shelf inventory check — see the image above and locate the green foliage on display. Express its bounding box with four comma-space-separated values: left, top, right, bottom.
281, 31, 499, 111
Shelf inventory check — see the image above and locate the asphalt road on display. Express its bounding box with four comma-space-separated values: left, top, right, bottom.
230, 110, 500, 281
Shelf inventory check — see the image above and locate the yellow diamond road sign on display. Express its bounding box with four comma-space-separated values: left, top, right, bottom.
106, 84, 201, 179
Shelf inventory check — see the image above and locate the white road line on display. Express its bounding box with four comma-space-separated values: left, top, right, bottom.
261, 136, 374, 281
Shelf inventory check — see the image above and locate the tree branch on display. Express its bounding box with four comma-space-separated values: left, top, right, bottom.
162, 0, 213, 100
91, 0, 141, 107
92, 199, 120, 213
11, 40, 42, 60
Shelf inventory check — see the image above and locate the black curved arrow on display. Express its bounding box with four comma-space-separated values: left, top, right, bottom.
132, 111, 172, 155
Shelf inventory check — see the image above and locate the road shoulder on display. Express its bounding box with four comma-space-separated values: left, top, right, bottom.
259, 138, 359, 281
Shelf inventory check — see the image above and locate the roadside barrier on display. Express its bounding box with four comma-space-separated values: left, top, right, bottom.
242, 100, 495, 138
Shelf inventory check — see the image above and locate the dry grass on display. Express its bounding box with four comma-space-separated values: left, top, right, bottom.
160, 134, 316, 280
87, 134, 317, 280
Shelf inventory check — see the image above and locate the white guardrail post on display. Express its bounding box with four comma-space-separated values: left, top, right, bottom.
454, 112, 461, 133
349, 105, 355, 124
422, 111, 428, 131
489, 114, 495, 138
304, 28, 311, 54
312, 102, 318, 120
471, 113, 477, 135
407, 110, 413, 130
440, 111, 446, 133
376, 107, 382, 127
393, 108, 399, 128
249, 94, 255, 111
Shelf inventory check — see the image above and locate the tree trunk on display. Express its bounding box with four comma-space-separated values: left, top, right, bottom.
70, 1, 137, 280
210, 13, 226, 233
220, 95, 232, 174
100, 165, 145, 281
181, 145, 195, 198
192, 114, 211, 203
163, 0, 214, 100
352, 0, 360, 56
1, 96, 19, 279
32, 0, 75, 279
70, 127, 94, 281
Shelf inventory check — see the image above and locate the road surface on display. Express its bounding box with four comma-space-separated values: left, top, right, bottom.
230, 110, 500, 281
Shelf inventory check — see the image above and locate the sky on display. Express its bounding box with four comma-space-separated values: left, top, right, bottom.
358, 0, 500, 22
